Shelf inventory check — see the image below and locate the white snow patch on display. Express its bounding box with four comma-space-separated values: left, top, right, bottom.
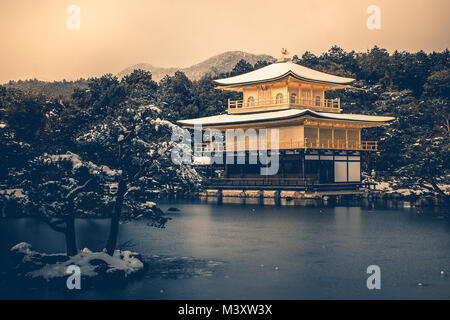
41, 152, 119, 177
140, 201, 156, 209
193, 156, 211, 165
11, 243, 144, 282
0, 188, 26, 200
152, 118, 178, 131
369, 179, 449, 196
148, 105, 161, 113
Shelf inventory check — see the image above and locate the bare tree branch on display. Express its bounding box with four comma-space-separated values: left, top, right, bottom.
428, 175, 448, 199
66, 179, 92, 200
37, 209, 67, 233
419, 177, 449, 200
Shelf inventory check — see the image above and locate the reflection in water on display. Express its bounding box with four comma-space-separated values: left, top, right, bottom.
222, 197, 244, 205
145, 255, 224, 279
0, 200, 449, 299
244, 198, 260, 205
263, 198, 276, 206
334, 207, 362, 232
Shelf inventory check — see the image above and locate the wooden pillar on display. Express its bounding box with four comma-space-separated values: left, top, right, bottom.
322, 88, 325, 107
331, 127, 334, 149
210, 131, 213, 178
299, 86, 302, 104
302, 155, 305, 180
317, 151, 321, 182
275, 190, 281, 206
345, 129, 348, 149
317, 127, 320, 148
286, 84, 289, 106
265, 161, 269, 184
217, 189, 223, 205
210, 129, 213, 151
333, 152, 336, 183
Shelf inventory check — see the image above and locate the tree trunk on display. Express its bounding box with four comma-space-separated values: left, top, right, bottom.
62, 178, 92, 256
65, 216, 78, 256
105, 179, 127, 256
65, 196, 78, 256
428, 175, 449, 202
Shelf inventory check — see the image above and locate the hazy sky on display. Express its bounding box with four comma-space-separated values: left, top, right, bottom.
1, 0, 449, 83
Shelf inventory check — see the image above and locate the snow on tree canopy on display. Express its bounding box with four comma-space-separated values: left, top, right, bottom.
151, 118, 178, 131
40, 152, 120, 178
0, 189, 26, 201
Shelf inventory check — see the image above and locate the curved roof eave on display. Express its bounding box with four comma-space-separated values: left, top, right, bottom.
214, 71, 355, 88
214, 61, 356, 87
177, 109, 395, 127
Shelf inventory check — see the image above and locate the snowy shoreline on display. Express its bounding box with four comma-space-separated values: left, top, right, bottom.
8, 242, 146, 288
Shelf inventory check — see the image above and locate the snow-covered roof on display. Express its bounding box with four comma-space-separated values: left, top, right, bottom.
178, 109, 394, 127
215, 61, 355, 87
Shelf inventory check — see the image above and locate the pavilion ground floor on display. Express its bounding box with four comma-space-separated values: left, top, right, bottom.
202, 149, 365, 190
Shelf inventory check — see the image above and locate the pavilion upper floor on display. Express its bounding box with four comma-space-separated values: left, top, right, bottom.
214, 60, 356, 114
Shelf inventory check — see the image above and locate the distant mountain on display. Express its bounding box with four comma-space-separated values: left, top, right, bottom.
3, 51, 275, 99
4, 79, 89, 100
116, 51, 276, 81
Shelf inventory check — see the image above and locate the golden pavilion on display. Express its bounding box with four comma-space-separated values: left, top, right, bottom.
178, 52, 394, 190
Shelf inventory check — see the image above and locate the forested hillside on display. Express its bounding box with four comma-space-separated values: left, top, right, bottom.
0, 46, 449, 207
4, 78, 89, 100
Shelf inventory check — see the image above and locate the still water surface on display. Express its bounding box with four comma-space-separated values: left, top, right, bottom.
0, 200, 449, 299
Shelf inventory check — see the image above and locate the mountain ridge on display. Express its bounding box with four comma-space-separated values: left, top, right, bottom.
116, 51, 276, 81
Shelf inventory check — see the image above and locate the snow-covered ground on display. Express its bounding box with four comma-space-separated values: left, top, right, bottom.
10, 242, 145, 284
365, 177, 450, 198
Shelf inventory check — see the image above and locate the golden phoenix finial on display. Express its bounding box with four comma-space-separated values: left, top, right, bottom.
277, 48, 290, 62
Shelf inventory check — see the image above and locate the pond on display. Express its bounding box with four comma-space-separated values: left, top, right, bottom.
0, 199, 449, 299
